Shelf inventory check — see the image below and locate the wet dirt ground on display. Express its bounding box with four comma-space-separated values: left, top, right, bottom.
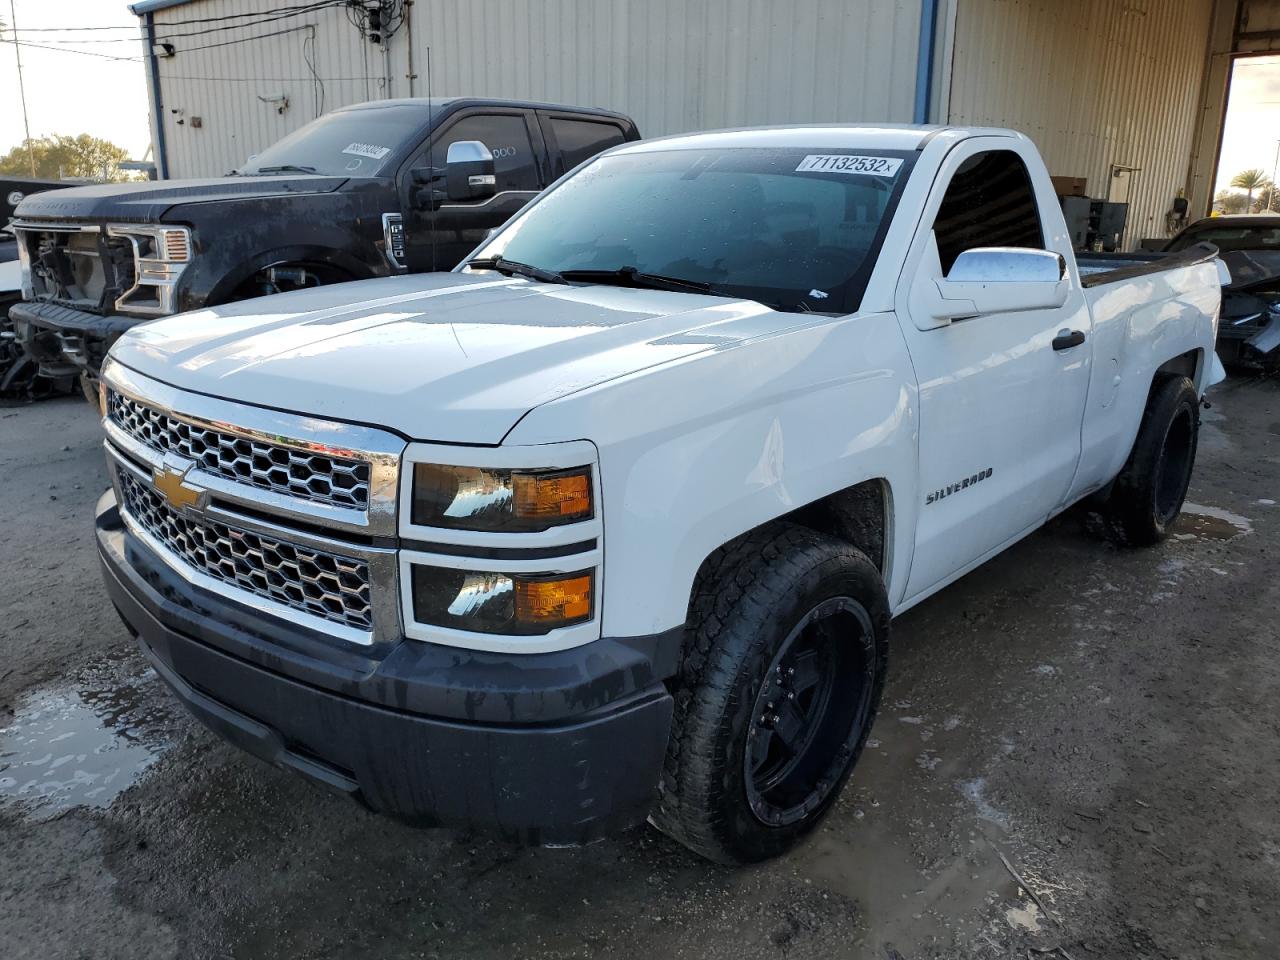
2, 377, 1278, 960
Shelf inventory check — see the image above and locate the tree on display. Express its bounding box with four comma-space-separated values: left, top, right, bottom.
1230, 168, 1271, 209
1254, 182, 1278, 214
1214, 189, 1250, 215
0, 134, 139, 182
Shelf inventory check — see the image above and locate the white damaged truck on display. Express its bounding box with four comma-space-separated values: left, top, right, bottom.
95, 125, 1224, 864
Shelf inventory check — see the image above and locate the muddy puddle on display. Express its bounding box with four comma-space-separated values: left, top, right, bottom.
0, 665, 174, 819
1174, 502, 1253, 541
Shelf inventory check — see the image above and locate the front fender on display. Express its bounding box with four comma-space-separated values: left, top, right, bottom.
505, 310, 920, 638
168, 192, 394, 310
198, 243, 384, 307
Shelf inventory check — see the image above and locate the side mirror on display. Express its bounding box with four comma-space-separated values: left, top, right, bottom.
930, 247, 1068, 321
444, 140, 496, 202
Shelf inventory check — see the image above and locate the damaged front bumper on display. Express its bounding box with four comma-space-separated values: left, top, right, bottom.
10, 300, 142, 383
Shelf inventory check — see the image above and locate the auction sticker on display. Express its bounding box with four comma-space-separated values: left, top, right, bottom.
342, 142, 392, 160
796, 154, 902, 176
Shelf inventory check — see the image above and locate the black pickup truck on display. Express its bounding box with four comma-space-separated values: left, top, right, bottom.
9, 97, 638, 391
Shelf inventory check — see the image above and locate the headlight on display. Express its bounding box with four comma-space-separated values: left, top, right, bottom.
107, 224, 193, 316
410, 565, 594, 635
410, 463, 593, 532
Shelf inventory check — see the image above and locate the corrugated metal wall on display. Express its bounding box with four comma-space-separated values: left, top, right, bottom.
150, 0, 923, 179
151, 0, 381, 178
946, 0, 1216, 248
400, 0, 921, 135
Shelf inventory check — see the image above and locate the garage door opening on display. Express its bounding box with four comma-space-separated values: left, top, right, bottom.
1214, 54, 1280, 214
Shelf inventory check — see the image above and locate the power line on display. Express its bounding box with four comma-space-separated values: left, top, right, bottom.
0, 1, 347, 44
1, 1, 351, 32
8, 12, 342, 44
7, 38, 142, 61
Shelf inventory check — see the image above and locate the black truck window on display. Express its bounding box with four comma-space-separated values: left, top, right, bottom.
550, 117, 627, 172
933, 150, 1045, 274
430, 114, 540, 192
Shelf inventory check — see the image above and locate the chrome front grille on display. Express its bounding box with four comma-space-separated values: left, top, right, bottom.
117, 469, 373, 631
107, 390, 371, 510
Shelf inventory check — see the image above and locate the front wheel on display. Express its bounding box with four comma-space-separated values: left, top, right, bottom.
1103, 375, 1200, 546
650, 523, 890, 864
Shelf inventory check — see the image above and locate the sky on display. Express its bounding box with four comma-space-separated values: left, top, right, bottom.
0, 0, 153, 161
1217, 55, 1280, 195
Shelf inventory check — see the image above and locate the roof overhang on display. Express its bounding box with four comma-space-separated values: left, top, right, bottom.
128, 0, 198, 15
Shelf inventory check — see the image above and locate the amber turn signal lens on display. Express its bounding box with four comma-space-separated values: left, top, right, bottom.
515, 573, 593, 626
513, 470, 592, 522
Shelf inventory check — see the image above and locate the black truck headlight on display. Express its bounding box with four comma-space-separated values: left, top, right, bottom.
410, 463, 593, 532
410, 565, 594, 635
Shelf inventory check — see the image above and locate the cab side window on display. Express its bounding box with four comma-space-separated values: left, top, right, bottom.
425, 113, 540, 192
549, 117, 627, 172
933, 150, 1045, 274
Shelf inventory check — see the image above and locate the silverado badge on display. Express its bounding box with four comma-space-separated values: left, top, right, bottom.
153, 462, 206, 512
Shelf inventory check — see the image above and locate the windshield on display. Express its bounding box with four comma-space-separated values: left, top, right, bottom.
236, 105, 427, 177
1168, 222, 1280, 253
468, 147, 915, 313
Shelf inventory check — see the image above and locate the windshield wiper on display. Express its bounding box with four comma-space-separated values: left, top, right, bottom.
253, 164, 320, 175
465, 257, 565, 284
557, 265, 715, 296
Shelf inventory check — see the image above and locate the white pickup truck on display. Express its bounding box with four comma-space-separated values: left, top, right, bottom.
95, 125, 1224, 864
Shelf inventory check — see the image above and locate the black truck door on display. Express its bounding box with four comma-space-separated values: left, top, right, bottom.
398, 109, 547, 272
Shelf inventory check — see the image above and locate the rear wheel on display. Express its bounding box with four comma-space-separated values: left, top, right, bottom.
1103, 375, 1200, 546
651, 523, 889, 864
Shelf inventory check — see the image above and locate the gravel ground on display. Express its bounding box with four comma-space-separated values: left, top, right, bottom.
1, 377, 1278, 960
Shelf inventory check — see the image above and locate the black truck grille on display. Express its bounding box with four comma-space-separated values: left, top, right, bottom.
117, 469, 373, 631
107, 390, 371, 510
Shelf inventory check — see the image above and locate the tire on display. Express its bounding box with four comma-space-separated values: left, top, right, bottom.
650, 522, 890, 864
1103, 375, 1200, 547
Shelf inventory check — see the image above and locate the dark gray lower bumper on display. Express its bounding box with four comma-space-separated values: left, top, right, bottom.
97, 492, 676, 844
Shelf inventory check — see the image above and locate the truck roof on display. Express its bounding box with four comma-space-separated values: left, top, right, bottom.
335, 96, 633, 123
611, 124, 1029, 155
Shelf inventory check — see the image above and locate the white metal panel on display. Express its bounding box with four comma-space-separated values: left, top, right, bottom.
151, 0, 386, 178
947, 0, 1216, 249
396, 0, 922, 134
146, 0, 925, 179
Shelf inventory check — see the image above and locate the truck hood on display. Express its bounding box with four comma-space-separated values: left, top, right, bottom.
13, 175, 347, 223
109, 272, 796, 443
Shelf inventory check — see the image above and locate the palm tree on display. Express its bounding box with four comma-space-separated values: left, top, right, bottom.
1231, 168, 1270, 209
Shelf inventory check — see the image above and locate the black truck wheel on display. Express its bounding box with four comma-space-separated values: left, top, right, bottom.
1103, 375, 1200, 547
651, 523, 889, 864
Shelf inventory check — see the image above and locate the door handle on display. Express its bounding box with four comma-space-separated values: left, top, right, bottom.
1053, 329, 1086, 351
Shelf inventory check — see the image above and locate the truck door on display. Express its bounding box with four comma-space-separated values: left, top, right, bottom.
398, 108, 548, 272
896, 139, 1092, 602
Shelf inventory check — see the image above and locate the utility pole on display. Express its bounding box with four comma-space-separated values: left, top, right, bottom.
7, 0, 36, 177
1271, 140, 1280, 214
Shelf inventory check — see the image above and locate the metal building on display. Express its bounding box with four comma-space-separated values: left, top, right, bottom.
130, 0, 1280, 249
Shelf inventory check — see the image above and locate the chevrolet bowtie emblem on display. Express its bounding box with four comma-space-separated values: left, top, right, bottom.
153, 463, 205, 512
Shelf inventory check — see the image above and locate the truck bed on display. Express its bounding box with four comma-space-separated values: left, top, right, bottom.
1076, 242, 1219, 287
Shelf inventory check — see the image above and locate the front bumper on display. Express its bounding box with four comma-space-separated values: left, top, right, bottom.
97, 491, 677, 844
10, 300, 142, 380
